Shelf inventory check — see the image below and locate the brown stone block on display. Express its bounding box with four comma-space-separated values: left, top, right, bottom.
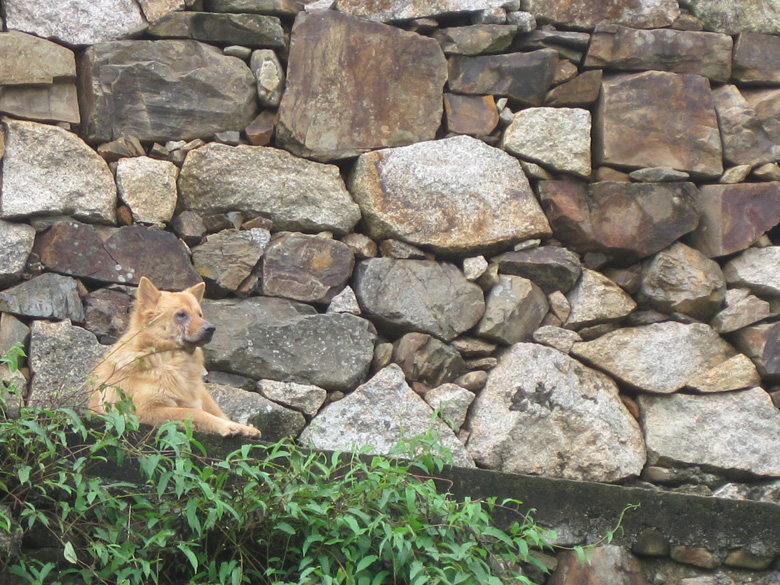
444, 93, 498, 136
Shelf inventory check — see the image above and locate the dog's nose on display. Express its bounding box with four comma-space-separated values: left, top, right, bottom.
203, 323, 216, 335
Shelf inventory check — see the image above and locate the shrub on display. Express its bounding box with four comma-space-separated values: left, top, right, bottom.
0, 349, 553, 585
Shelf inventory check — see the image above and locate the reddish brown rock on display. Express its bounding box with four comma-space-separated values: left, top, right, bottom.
733, 33, 780, 86
549, 546, 646, 585
245, 110, 276, 146
594, 71, 723, 178
83, 286, 133, 343
434, 24, 517, 55
522, 0, 680, 29
276, 10, 446, 161
448, 49, 558, 107
493, 246, 582, 294
538, 180, 701, 261
262, 232, 355, 305
444, 93, 499, 136
32, 219, 201, 289
544, 69, 602, 107
687, 182, 780, 258
584, 25, 732, 83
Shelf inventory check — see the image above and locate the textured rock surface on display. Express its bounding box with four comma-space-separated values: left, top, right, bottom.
723, 247, 780, 296
565, 268, 636, 329
276, 10, 446, 161
493, 246, 582, 294
521, 0, 680, 29
684, 354, 761, 394
0, 220, 35, 288
0, 273, 85, 323
192, 228, 270, 292
33, 220, 202, 289
209, 383, 306, 442
353, 259, 485, 342
503, 107, 591, 178
115, 157, 179, 225
539, 180, 701, 260
712, 85, 780, 167
3, 0, 146, 46
640, 388, 780, 477
687, 183, 780, 258
448, 49, 558, 106
711, 289, 770, 334
80, 40, 257, 143
733, 322, 780, 380
1, 119, 116, 224
349, 136, 551, 254
549, 546, 647, 585
335, 0, 514, 21
584, 25, 732, 83
638, 243, 726, 320
0, 31, 76, 85
300, 365, 474, 467
147, 12, 287, 49
256, 379, 327, 417
178, 143, 360, 234
475, 275, 549, 344
27, 320, 105, 410
467, 343, 645, 482
594, 71, 723, 178
424, 383, 475, 431
684, 1, 780, 34
262, 232, 354, 304
391, 332, 466, 388
203, 297, 376, 391
571, 322, 734, 394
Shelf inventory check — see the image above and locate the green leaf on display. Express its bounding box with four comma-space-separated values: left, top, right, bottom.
355, 555, 378, 573
63, 541, 78, 565
177, 543, 199, 572
185, 498, 202, 534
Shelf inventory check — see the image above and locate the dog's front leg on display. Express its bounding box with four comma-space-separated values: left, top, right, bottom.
138, 406, 262, 439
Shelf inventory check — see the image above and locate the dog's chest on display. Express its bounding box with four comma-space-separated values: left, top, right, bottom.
143, 353, 205, 408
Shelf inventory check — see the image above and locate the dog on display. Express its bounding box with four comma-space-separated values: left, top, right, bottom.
89, 277, 262, 438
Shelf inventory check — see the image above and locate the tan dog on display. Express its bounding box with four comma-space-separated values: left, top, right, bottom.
89, 277, 261, 438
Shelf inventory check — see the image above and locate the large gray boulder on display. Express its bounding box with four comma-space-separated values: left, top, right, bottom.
276, 10, 446, 161
178, 143, 361, 234
466, 343, 646, 483
0, 119, 116, 224
521, 0, 680, 29
723, 246, 780, 296
335, 0, 516, 21
571, 322, 735, 394
300, 365, 474, 468
203, 297, 376, 392
353, 258, 485, 342
79, 40, 257, 143
683, 0, 780, 34
639, 388, 780, 477
349, 135, 551, 254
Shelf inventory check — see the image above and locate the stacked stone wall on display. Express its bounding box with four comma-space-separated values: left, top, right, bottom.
2, 0, 780, 582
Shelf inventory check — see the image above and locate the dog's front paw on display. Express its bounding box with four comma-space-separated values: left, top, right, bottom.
221, 421, 262, 439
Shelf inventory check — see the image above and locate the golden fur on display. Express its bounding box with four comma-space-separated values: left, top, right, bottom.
89, 277, 261, 438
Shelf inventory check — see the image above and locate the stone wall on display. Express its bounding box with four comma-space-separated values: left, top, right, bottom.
2, 0, 780, 583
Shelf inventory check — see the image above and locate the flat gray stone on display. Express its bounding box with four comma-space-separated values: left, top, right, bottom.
723, 246, 780, 296
203, 297, 376, 391
115, 157, 179, 225
300, 365, 474, 468
571, 322, 735, 394
640, 388, 780, 477
353, 258, 485, 342
4, 0, 145, 45
256, 379, 327, 417
475, 275, 549, 344
209, 383, 306, 442
28, 320, 105, 410
192, 228, 270, 292
178, 143, 361, 234
0, 273, 85, 323
521, 0, 679, 28
565, 268, 636, 329
466, 343, 646, 482
80, 40, 257, 143
503, 107, 591, 178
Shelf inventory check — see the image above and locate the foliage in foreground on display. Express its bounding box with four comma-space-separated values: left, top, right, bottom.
0, 357, 552, 585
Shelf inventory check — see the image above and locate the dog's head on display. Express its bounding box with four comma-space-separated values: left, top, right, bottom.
132, 277, 216, 352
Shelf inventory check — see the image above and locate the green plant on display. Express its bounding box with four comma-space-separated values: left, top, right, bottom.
0, 376, 555, 585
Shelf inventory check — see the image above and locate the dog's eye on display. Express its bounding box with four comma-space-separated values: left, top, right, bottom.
175, 310, 189, 322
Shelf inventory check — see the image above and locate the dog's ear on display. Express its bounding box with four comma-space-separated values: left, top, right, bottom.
137, 277, 161, 310
186, 282, 206, 303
